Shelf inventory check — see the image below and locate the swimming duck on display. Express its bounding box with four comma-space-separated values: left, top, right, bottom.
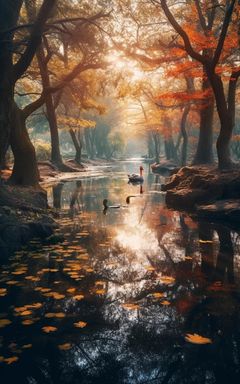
128, 166, 144, 183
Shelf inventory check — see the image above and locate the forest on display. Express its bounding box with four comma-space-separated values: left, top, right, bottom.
0, 1, 240, 384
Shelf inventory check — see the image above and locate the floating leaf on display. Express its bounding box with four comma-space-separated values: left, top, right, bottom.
22, 319, 34, 326
4, 356, 19, 365
159, 276, 175, 285
0, 288, 7, 297
45, 312, 65, 318
145, 266, 155, 271
42, 326, 57, 333
73, 295, 84, 301
95, 289, 106, 295
74, 321, 87, 328
12, 270, 26, 275
0, 319, 12, 328
19, 310, 32, 316
67, 288, 76, 293
161, 300, 171, 306
185, 333, 212, 345
152, 292, 164, 298
22, 344, 32, 349
58, 343, 72, 351
95, 281, 105, 286
6, 280, 18, 285
121, 303, 140, 310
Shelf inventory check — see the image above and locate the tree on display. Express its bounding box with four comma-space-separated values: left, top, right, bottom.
158, 0, 240, 169
24, 0, 109, 171
0, 0, 109, 186
0, 0, 57, 186
111, 1, 215, 165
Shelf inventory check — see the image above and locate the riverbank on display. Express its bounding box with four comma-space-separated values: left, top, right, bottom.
0, 159, 116, 256
162, 166, 240, 223
0, 185, 58, 258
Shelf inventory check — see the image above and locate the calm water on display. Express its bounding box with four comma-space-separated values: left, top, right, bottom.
1, 161, 240, 384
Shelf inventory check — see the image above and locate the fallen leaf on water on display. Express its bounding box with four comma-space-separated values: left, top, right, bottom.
6, 280, 18, 285
145, 266, 155, 272
152, 292, 164, 298
28, 303, 42, 309
0, 319, 12, 328
159, 276, 175, 285
161, 300, 171, 306
22, 344, 32, 349
22, 319, 34, 326
25, 276, 40, 282
185, 333, 212, 345
19, 310, 32, 316
95, 289, 106, 295
4, 356, 19, 364
74, 321, 87, 328
12, 270, 26, 275
58, 343, 72, 351
42, 326, 57, 333
73, 295, 84, 301
67, 288, 76, 293
121, 303, 140, 310
0, 288, 7, 297
45, 312, 65, 318
95, 281, 105, 286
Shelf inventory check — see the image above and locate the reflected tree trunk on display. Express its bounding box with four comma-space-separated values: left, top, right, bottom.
215, 225, 234, 284
180, 105, 190, 166
198, 222, 214, 279
52, 183, 64, 209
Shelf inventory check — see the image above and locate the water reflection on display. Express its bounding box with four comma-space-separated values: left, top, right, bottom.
1, 162, 240, 384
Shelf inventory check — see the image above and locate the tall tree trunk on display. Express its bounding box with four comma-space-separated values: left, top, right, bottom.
147, 132, 154, 158
36, 46, 63, 166
153, 132, 160, 163
193, 76, 214, 165
69, 129, 82, 164
180, 106, 190, 166
0, 0, 23, 170
9, 104, 40, 187
207, 69, 234, 169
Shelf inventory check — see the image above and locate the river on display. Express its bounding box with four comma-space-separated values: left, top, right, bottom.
0, 160, 240, 384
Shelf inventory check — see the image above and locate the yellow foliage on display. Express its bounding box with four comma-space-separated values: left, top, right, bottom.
58, 115, 96, 131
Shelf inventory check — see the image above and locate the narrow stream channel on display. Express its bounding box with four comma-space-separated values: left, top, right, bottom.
1, 161, 240, 384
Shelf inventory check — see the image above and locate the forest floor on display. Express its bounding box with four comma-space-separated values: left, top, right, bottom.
162, 165, 240, 224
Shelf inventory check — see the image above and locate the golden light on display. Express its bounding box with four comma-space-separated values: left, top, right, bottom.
106, 50, 145, 81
